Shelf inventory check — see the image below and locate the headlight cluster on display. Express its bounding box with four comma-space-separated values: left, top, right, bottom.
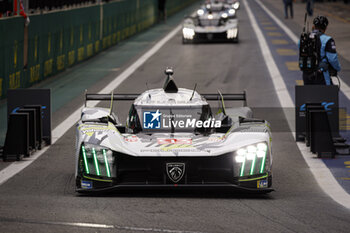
234, 142, 268, 177
227, 28, 238, 39
221, 13, 228, 19
228, 9, 236, 16
197, 9, 204, 16
232, 2, 240, 10
80, 143, 114, 178
183, 28, 195, 40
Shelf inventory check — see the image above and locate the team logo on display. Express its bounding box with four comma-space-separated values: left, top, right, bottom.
300, 102, 334, 112
166, 163, 185, 183
143, 110, 162, 129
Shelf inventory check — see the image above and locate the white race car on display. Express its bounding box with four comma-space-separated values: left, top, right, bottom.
182, 1, 239, 43
75, 68, 272, 193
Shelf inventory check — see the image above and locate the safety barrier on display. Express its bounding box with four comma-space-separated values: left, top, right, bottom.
0, 0, 199, 99
295, 85, 349, 157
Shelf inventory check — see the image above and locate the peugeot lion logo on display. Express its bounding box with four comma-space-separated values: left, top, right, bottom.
166, 163, 185, 183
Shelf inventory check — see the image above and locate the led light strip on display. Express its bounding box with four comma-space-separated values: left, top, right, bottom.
250, 156, 256, 175
81, 146, 90, 174
92, 148, 100, 176
260, 150, 267, 174
240, 158, 246, 176
103, 149, 111, 177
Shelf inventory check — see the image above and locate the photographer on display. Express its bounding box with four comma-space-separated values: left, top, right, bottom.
302, 16, 341, 85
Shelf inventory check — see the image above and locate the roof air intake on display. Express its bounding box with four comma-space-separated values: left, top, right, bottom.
163, 67, 178, 93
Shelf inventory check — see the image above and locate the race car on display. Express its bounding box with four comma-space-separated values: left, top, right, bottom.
182, 1, 239, 43
75, 68, 273, 193
223, 0, 240, 10
206, 0, 240, 10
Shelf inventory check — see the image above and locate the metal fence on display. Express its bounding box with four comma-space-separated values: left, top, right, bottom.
0, 0, 199, 99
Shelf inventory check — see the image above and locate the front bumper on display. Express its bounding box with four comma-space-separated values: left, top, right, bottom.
76, 150, 272, 194
76, 174, 273, 194
184, 29, 239, 43
76, 183, 274, 194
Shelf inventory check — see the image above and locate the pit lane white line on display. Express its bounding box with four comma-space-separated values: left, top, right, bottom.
244, 0, 350, 209
0, 217, 204, 233
0, 24, 182, 186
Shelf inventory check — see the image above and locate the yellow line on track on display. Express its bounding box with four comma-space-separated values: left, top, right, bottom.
285, 61, 299, 70
264, 26, 277, 30
296, 80, 303, 86
267, 32, 282, 36
277, 48, 297, 55
272, 39, 288, 45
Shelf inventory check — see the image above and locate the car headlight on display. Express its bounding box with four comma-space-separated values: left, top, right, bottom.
182, 28, 195, 40
197, 9, 204, 16
229, 9, 236, 15
234, 142, 268, 177
80, 143, 114, 178
221, 13, 228, 19
226, 28, 238, 39
232, 2, 240, 10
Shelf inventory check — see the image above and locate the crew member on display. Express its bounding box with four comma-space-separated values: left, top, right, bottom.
303, 16, 341, 85
158, 0, 166, 22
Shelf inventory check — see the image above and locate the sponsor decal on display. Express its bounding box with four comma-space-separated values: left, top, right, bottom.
300, 102, 334, 112
143, 110, 162, 129
81, 180, 93, 189
124, 135, 138, 142
157, 138, 192, 145
257, 179, 268, 189
143, 109, 221, 129
208, 136, 224, 142
166, 163, 185, 183
140, 148, 210, 153
160, 144, 193, 152
79, 124, 117, 137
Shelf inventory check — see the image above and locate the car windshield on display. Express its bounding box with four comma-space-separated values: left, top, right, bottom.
133, 105, 213, 133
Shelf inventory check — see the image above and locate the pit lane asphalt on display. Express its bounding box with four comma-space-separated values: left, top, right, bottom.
1, 2, 350, 233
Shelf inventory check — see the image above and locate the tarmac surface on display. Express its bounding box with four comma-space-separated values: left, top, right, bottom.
0, 1, 350, 232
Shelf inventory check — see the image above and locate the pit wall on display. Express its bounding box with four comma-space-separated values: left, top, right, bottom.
0, 0, 199, 99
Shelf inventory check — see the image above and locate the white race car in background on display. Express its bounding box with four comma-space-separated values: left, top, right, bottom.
182, 1, 239, 43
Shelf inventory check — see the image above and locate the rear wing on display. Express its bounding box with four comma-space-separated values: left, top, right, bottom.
85, 91, 247, 106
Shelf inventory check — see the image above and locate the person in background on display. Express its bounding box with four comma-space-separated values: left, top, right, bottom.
0, 0, 12, 17
306, 0, 314, 16
283, 0, 293, 19
158, 0, 166, 22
